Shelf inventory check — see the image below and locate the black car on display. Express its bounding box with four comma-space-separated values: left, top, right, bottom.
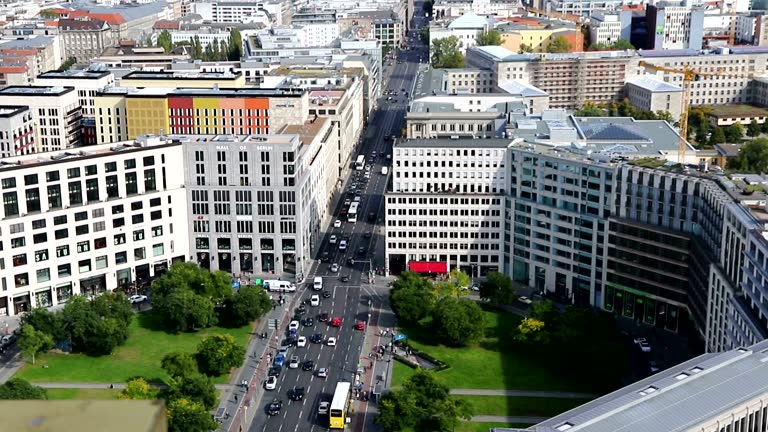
310, 333, 323, 344
347, 257, 355, 266
293, 313, 302, 321
368, 212, 376, 222
290, 387, 305, 401
363, 232, 372, 239
319, 312, 330, 322
320, 251, 330, 262
341, 275, 350, 282
268, 366, 282, 377
303, 317, 314, 327
296, 305, 307, 315
322, 290, 332, 298
302, 360, 315, 371
357, 247, 366, 256
267, 399, 283, 416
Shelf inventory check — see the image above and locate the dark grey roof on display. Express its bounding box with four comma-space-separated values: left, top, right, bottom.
580, 123, 650, 142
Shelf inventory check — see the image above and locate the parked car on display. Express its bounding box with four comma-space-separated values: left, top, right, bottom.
264, 376, 277, 390
517, 296, 533, 305
649, 360, 660, 373
268, 366, 282, 377
289, 320, 300, 331
634, 337, 652, 353
340, 275, 350, 282
273, 353, 286, 367
128, 295, 148, 304
322, 290, 332, 298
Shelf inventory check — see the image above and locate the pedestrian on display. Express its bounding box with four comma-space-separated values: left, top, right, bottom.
234, 394, 238, 402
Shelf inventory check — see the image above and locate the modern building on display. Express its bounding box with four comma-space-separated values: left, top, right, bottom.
58, 18, 114, 63
192, 0, 291, 25
117, 70, 246, 89
183, 123, 338, 281
0, 135, 188, 316
497, 17, 584, 53
257, 23, 340, 49
646, 3, 706, 50
94, 87, 135, 145
589, 10, 632, 46
429, 13, 494, 54
0, 106, 35, 159
0, 86, 83, 153
432, 0, 520, 20
500, 339, 768, 432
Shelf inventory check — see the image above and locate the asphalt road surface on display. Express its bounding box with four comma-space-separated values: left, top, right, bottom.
248, 23, 427, 432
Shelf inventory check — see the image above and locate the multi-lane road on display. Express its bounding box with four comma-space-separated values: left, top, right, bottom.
248, 14, 428, 432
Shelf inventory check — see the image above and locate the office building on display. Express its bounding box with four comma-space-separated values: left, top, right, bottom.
58, 18, 114, 63
117, 70, 246, 89
500, 339, 768, 432
497, 17, 583, 54
429, 14, 494, 54
624, 76, 684, 121
257, 23, 340, 49
94, 87, 135, 146
183, 123, 338, 282
0, 86, 82, 153
432, 0, 520, 20
0, 135, 188, 316
0, 106, 35, 159
589, 11, 632, 46
647, 3, 705, 50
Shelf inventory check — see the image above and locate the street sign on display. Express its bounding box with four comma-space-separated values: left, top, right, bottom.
393, 333, 407, 341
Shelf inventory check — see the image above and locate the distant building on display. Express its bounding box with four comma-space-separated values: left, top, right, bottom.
497, 17, 583, 53
429, 13, 494, 54
647, 2, 705, 50
625, 76, 683, 121
589, 10, 632, 46
0, 86, 82, 152
0, 106, 35, 158
58, 18, 114, 63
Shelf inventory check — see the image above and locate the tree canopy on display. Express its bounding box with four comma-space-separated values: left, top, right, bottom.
587, 39, 634, 51
431, 36, 465, 68
574, 99, 676, 124
220, 286, 272, 327
167, 374, 218, 410
18, 325, 53, 365
228, 28, 243, 60
420, 27, 430, 45
167, 398, 219, 432
120, 378, 158, 400
548, 35, 572, 53
162, 351, 199, 378
0, 378, 47, 400
476, 30, 502, 46
195, 334, 245, 377
729, 138, 768, 173
375, 370, 473, 431
431, 297, 485, 346
390, 272, 435, 325
479, 272, 516, 304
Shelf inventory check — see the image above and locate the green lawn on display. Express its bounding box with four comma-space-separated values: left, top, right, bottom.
46, 388, 122, 400
455, 395, 591, 418
454, 422, 533, 432
17, 311, 253, 384
399, 310, 587, 391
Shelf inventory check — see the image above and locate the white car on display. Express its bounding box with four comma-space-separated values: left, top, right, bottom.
517, 296, 533, 305
289, 320, 300, 331
289, 355, 300, 369
353, 196, 361, 202
128, 295, 148, 304
317, 368, 328, 378
310, 295, 320, 307
318, 401, 330, 415
334, 219, 342, 228
297, 336, 307, 347
634, 337, 652, 353
330, 235, 337, 244
344, 199, 351, 206
264, 376, 277, 390
339, 240, 348, 250
330, 263, 339, 273
327, 337, 337, 347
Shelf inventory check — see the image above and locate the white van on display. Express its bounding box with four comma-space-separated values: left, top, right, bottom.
381, 166, 389, 175
263, 280, 296, 293
313, 277, 323, 291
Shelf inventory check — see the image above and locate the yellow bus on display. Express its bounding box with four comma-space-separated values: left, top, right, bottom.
329, 381, 351, 429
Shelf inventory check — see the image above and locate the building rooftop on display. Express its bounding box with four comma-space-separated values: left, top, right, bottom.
121, 70, 243, 81
37, 68, 112, 80
397, 137, 514, 148
0, 105, 29, 117
498, 80, 548, 97
58, 18, 108, 31
626, 76, 682, 92
706, 104, 768, 119
413, 68, 447, 98
499, 339, 768, 432
124, 87, 306, 98
447, 13, 493, 29
0, 35, 55, 50
0, 85, 74, 96
63, 1, 171, 24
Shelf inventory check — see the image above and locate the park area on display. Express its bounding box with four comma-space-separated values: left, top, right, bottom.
16, 310, 253, 385
391, 306, 623, 427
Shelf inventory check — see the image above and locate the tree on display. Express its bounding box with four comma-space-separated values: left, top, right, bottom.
375, 370, 473, 431
193, 36, 203, 59
162, 352, 199, 378
730, 138, 768, 172
431, 36, 465, 68
587, 39, 634, 51
57, 57, 77, 72
519, 43, 534, 53
195, 334, 245, 377
514, 317, 549, 343
548, 35, 572, 53
20, 307, 62, 341
91, 292, 134, 329
431, 297, 485, 346
529, 300, 559, 326
479, 272, 516, 304
157, 30, 173, 53
710, 127, 726, 145
476, 30, 502, 46
228, 28, 243, 60
120, 378, 157, 400
18, 325, 53, 365
167, 398, 219, 432
156, 289, 217, 333
725, 123, 744, 142
748, 121, 762, 138
420, 27, 430, 45
167, 374, 218, 410
0, 378, 47, 400
574, 102, 605, 117
390, 272, 435, 325
60, 296, 129, 356
220, 286, 272, 327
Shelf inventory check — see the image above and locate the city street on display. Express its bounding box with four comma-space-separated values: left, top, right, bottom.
246, 15, 428, 432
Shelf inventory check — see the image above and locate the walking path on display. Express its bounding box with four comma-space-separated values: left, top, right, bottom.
451, 389, 598, 399
33, 382, 233, 391
470, 415, 549, 424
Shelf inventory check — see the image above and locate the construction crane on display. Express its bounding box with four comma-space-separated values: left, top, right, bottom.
638, 61, 754, 163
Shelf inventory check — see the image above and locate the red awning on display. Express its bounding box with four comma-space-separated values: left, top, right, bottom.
408, 261, 447, 274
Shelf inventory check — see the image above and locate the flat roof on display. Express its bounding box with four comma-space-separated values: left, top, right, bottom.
0, 105, 29, 117
37, 69, 112, 80
626, 76, 682, 92
396, 137, 514, 148
0, 85, 74, 96
505, 339, 768, 432
121, 70, 243, 80
124, 87, 307, 98
707, 104, 768, 118
1, 400, 167, 432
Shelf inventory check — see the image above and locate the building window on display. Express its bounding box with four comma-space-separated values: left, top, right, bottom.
95, 255, 108, 270
115, 251, 127, 265
106, 175, 119, 198
14, 273, 28, 287
94, 237, 107, 249
3, 192, 19, 216
144, 169, 156, 192
152, 225, 163, 237
134, 247, 146, 261
47, 185, 62, 209
125, 172, 138, 195
77, 241, 90, 253
33, 233, 47, 244
13, 253, 26, 266
37, 268, 50, 283
34, 249, 48, 262
133, 230, 144, 241
153, 243, 164, 256
68, 182, 82, 205
78, 259, 91, 273
56, 245, 69, 257
57, 264, 71, 278
114, 233, 126, 245
67, 167, 80, 179
24, 174, 38, 185
86, 178, 99, 202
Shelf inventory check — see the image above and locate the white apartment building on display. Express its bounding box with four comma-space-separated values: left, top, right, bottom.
430, 13, 494, 54
0, 86, 82, 153
257, 23, 340, 49
648, 4, 705, 50
432, 0, 520, 19
183, 125, 338, 281
169, 28, 231, 48
0, 106, 34, 159
589, 11, 631, 46
34, 69, 116, 119
736, 13, 768, 46
0, 135, 189, 317
192, 0, 289, 24
736, 228, 768, 349
385, 138, 508, 277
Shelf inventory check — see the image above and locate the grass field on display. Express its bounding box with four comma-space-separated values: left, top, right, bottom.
398, 310, 588, 392
17, 311, 253, 384
454, 422, 533, 432
454, 395, 591, 418
46, 388, 122, 400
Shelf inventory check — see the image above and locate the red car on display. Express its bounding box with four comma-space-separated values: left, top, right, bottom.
355, 321, 366, 331
331, 317, 342, 327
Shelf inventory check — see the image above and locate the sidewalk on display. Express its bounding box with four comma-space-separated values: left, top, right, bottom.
470, 415, 549, 424
33, 382, 234, 391
450, 389, 598, 399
